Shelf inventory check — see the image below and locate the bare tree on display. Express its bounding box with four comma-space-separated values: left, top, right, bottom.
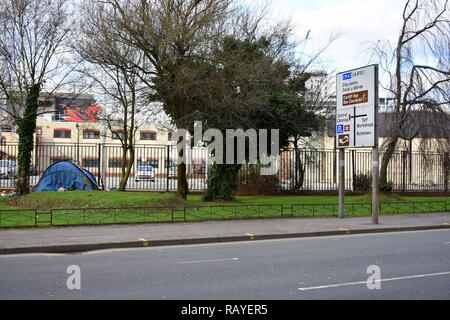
286, 70, 335, 190
76, 0, 237, 199
80, 0, 334, 199
78, 61, 156, 192
372, 0, 450, 190
0, 0, 75, 194
75, 1, 164, 191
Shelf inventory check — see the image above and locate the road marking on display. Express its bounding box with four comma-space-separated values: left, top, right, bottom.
176, 258, 239, 264
82, 249, 117, 255
298, 271, 450, 291
246, 233, 255, 240
41, 253, 65, 257
80, 247, 146, 255
443, 242, 450, 244
139, 238, 149, 247
338, 228, 350, 234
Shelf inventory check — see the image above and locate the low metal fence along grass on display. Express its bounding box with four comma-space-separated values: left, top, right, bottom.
291, 203, 373, 217
184, 204, 285, 221
379, 201, 448, 214
0, 209, 37, 227
0, 201, 448, 228
50, 207, 175, 226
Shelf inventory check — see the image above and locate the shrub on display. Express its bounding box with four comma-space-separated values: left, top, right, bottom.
353, 172, 372, 191
237, 172, 280, 195
353, 172, 394, 192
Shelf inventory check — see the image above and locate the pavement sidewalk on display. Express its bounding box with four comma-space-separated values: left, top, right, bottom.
1, 212, 449, 254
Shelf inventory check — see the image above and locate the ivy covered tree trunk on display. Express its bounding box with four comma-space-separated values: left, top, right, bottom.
15, 84, 40, 195
175, 133, 189, 199
177, 163, 188, 199
202, 163, 242, 201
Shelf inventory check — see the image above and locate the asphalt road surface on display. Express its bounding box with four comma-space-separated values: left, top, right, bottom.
1, 229, 450, 300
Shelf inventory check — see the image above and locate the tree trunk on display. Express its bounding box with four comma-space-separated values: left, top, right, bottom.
293, 148, 304, 191
175, 129, 189, 199
15, 84, 40, 195
202, 163, 242, 201
177, 162, 188, 199
118, 146, 134, 192
379, 135, 399, 191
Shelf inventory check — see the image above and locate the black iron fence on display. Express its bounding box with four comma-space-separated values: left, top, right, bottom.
0, 201, 448, 228
0, 143, 449, 192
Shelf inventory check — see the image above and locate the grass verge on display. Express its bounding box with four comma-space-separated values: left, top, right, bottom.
0, 191, 448, 227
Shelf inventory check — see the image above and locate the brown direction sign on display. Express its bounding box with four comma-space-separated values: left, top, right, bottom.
343, 90, 368, 106
338, 134, 350, 147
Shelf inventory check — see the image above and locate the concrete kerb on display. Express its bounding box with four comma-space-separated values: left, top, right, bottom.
1, 224, 450, 255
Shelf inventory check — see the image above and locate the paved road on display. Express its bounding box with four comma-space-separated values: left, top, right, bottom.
2, 212, 450, 253
1, 229, 450, 300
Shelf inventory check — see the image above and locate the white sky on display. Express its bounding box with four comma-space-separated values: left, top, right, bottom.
267, 0, 406, 76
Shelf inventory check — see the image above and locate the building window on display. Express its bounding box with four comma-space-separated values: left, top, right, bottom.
148, 159, 159, 168
140, 131, 157, 140
165, 159, 177, 168
83, 130, 100, 139
112, 131, 125, 140
0, 136, 6, 145
108, 158, 131, 168
50, 157, 72, 164
54, 129, 71, 138
168, 131, 176, 141
0, 125, 12, 133
82, 158, 99, 167
137, 159, 159, 169
35, 127, 42, 135
192, 161, 206, 174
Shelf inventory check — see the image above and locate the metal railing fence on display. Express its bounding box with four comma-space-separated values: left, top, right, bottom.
0, 143, 448, 192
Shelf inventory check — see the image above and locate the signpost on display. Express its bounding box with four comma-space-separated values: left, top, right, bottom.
336, 64, 379, 223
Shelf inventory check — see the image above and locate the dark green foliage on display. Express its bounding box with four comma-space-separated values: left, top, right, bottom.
380, 181, 393, 192
353, 172, 394, 192
202, 163, 242, 201
237, 171, 280, 196
353, 172, 372, 191
198, 37, 321, 201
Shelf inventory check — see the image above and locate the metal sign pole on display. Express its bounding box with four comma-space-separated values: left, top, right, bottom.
336, 64, 378, 220
372, 146, 379, 224
338, 148, 345, 218
372, 64, 379, 224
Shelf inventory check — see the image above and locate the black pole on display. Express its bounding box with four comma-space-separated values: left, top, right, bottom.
76, 123, 80, 165
402, 150, 407, 192
98, 143, 101, 185
166, 145, 170, 191
351, 149, 356, 191
444, 152, 449, 193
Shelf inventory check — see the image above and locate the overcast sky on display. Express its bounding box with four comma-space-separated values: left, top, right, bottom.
268, 0, 406, 75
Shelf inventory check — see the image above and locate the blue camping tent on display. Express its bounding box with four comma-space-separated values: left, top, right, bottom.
35, 161, 99, 192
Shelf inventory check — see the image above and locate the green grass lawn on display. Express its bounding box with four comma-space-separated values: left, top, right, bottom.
0, 191, 448, 228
